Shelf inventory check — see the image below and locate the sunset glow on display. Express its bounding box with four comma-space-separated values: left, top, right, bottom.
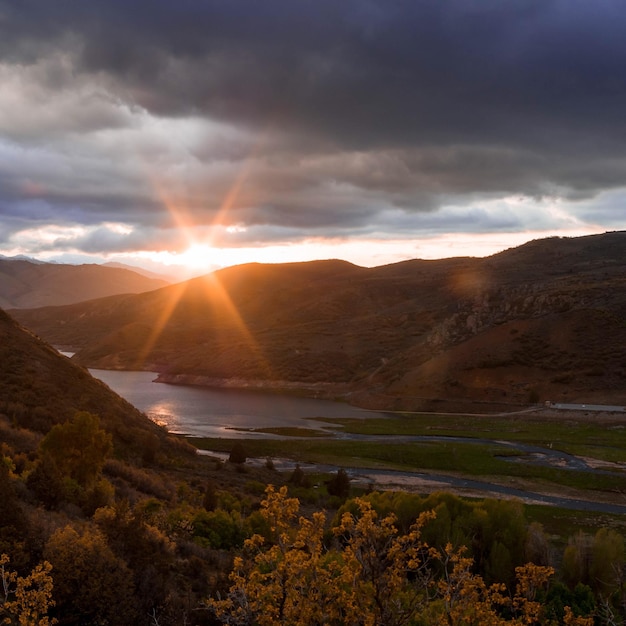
100, 226, 608, 281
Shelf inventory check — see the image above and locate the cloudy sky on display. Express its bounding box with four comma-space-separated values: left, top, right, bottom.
1, 1, 625, 277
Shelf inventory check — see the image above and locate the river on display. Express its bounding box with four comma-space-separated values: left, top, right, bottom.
89, 368, 387, 438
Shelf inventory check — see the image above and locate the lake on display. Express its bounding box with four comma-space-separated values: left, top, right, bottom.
89, 368, 387, 439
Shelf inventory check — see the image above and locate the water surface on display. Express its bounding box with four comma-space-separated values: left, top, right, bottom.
89, 369, 386, 438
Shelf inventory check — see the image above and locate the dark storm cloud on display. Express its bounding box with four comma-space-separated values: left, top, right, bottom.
1, 0, 626, 253
3, 0, 625, 150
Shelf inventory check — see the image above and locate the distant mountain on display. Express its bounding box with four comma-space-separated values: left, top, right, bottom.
102, 261, 173, 282
0, 259, 170, 308
12, 232, 626, 411
0, 253, 49, 264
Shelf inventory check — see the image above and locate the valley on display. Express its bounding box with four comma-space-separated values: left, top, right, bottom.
88, 364, 626, 516
2, 232, 626, 624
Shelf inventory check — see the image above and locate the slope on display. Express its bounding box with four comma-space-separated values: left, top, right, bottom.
0, 308, 178, 460
0, 258, 169, 308
11, 232, 626, 410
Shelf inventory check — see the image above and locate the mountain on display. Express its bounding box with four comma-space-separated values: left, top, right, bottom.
0, 258, 170, 309
0, 307, 187, 464
11, 232, 626, 411
0, 253, 49, 264
102, 261, 173, 282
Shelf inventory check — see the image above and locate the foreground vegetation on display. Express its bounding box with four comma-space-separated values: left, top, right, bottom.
3, 405, 626, 624
5, 399, 626, 624
207, 486, 599, 626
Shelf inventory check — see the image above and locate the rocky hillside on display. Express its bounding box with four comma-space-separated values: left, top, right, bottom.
0, 258, 169, 308
12, 232, 626, 411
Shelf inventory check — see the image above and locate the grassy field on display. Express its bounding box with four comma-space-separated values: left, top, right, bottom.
189, 409, 626, 499
314, 412, 626, 458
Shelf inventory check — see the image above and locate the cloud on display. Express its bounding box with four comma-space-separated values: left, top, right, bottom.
0, 0, 625, 263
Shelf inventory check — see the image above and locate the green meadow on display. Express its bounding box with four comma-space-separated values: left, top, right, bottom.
190, 409, 626, 502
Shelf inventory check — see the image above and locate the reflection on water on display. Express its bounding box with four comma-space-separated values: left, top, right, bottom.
89, 369, 386, 439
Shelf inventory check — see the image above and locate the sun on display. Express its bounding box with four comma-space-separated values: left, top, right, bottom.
177, 243, 221, 272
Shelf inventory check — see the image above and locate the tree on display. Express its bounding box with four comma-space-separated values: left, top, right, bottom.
0, 463, 29, 563
38, 411, 112, 488
193, 509, 245, 550
0, 553, 56, 626
562, 532, 592, 590
209, 486, 436, 625
524, 521, 551, 567
210, 485, 364, 625
43, 526, 138, 625
589, 528, 624, 597
288, 464, 308, 488
25, 453, 68, 510
327, 468, 350, 500
333, 497, 436, 625
94, 502, 175, 617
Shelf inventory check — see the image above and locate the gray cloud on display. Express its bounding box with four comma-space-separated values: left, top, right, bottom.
0, 0, 625, 260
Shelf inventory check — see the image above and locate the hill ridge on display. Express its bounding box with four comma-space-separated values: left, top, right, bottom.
0, 258, 169, 309
11, 232, 626, 411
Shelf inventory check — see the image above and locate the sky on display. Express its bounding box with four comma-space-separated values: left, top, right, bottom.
1, 1, 625, 279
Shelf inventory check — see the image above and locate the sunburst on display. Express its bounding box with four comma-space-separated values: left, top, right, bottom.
132, 153, 272, 376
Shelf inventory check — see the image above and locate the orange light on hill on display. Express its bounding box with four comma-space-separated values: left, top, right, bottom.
130, 269, 272, 378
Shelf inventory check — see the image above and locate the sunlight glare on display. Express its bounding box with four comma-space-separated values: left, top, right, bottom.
177, 243, 223, 270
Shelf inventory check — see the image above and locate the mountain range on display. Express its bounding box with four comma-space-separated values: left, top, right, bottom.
0, 258, 169, 308
11, 232, 626, 412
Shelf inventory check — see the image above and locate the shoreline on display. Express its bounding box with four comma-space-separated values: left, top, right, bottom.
153, 372, 355, 401
152, 372, 539, 414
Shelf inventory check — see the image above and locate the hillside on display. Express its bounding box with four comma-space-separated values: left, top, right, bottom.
12, 232, 626, 411
0, 307, 181, 461
0, 258, 169, 308
0, 306, 288, 623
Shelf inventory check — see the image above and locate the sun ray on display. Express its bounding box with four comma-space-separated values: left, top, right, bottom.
131, 282, 188, 370
130, 127, 272, 374
127, 257, 273, 379
194, 271, 274, 378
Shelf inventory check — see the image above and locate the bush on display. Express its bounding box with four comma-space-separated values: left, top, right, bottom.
193, 509, 245, 550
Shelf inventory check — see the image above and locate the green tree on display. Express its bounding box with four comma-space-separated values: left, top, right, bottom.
327, 468, 350, 500
39, 412, 112, 488
193, 509, 245, 550
544, 582, 596, 625
589, 528, 624, 597
562, 532, 592, 590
